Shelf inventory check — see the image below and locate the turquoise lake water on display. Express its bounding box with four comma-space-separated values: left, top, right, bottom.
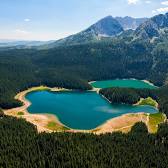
26, 91, 158, 130
91, 79, 157, 89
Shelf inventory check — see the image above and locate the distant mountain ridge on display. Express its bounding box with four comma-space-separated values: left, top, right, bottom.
47, 16, 124, 48
3, 13, 168, 49
0, 40, 53, 48
134, 13, 168, 40
115, 16, 148, 30
46, 15, 148, 48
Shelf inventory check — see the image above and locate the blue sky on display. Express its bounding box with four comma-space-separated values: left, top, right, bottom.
0, 0, 168, 41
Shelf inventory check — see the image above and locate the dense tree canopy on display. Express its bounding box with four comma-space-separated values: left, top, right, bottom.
99, 88, 157, 104
0, 115, 168, 168
100, 86, 168, 117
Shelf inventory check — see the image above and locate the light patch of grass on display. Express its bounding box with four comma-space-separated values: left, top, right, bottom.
17, 112, 24, 116
32, 86, 50, 92
138, 97, 158, 108
47, 121, 69, 131
148, 113, 166, 133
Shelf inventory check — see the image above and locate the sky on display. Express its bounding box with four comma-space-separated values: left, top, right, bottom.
0, 0, 168, 41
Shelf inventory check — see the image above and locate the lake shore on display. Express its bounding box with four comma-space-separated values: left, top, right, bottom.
92, 113, 148, 134
89, 78, 158, 89
142, 80, 158, 88
3, 85, 163, 134
66, 112, 147, 134
4, 86, 70, 133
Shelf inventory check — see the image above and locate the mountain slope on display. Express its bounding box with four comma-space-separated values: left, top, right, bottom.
115, 16, 148, 30
88, 16, 124, 36
45, 16, 123, 48
134, 13, 168, 40
43, 16, 148, 49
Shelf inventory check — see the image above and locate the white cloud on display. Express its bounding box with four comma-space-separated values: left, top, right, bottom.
14, 29, 31, 35
145, 1, 151, 4
156, 7, 168, 12
152, 1, 168, 14
127, 0, 139, 5
24, 18, 30, 22
161, 1, 168, 6
128, 0, 151, 5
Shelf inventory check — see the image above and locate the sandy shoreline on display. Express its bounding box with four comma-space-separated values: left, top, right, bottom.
3, 85, 163, 134
4, 86, 70, 133
93, 113, 148, 134
142, 80, 158, 88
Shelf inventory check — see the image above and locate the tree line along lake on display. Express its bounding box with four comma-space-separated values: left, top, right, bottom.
26, 79, 158, 130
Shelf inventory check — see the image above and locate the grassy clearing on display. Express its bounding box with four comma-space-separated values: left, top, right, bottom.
47, 121, 69, 131
30, 86, 50, 92
138, 97, 158, 108
148, 113, 166, 133
17, 112, 24, 116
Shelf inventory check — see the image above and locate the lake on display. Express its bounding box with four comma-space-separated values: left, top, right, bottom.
26, 90, 158, 130
90, 79, 157, 89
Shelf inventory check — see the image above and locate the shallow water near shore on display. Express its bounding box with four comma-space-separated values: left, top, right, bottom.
26, 90, 158, 130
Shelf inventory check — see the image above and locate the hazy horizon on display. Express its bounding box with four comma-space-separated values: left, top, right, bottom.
1, 0, 168, 41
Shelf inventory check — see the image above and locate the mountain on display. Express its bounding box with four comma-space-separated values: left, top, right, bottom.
134, 13, 168, 40
87, 16, 124, 36
4, 13, 168, 49
45, 16, 123, 48
44, 13, 168, 48
42, 16, 148, 49
0, 40, 54, 48
115, 16, 148, 30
